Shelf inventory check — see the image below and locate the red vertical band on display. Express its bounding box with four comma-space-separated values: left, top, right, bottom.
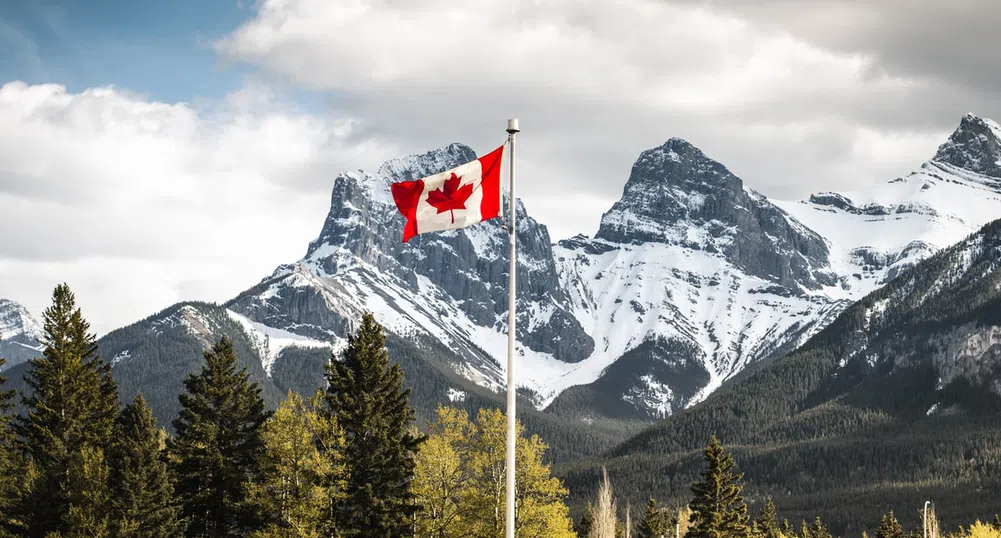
478, 144, 505, 220
391, 179, 425, 242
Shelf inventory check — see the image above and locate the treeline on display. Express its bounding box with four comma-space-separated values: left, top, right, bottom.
0, 284, 577, 537
575, 435, 1001, 538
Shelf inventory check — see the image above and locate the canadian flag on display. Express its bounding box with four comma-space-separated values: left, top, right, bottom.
390, 144, 505, 243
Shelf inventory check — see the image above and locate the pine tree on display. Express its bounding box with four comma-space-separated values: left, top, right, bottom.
877, 512, 905, 538
168, 336, 269, 538
636, 498, 670, 538
0, 357, 23, 537
755, 497, 780, 538
577, 502, 596, 538
808, 517, 831, 538
688, 435, 751, 538
13, 284, 119, 537
780, 519, 794, 537
323, 312, 423, 537
107, 394, 184, 538
64, 446, 111, 537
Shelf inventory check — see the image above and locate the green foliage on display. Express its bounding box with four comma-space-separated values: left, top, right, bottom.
12, 284, 119, 538
955, 521, 1001, 538
246, 390, 346, 538
806, 517, 832, 538
636, 498, 671, 538
412, 405, 576, 538
755, 497, 780, 538
0, 357, 25, 537
107, 394, 184, 538
98, 302, 284, 433
63, 446, 111, 537
577, 502, 595, 538
878, 511, 905, 538
323, 312, 423, 537
168, 335, 270, 538
688, 435, 750, 538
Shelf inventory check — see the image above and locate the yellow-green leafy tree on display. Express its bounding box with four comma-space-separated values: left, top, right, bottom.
949, 521, 1001, 538
414, 406, 576, 538
412, 407, 474, 538
246, 390, 347, 538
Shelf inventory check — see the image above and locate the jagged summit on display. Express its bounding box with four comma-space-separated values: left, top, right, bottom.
0, 298, 44, 370
376, 142, 477, 182
593, 138, 833, 290
0, 298, 41, 341
933, 113, 1001, 177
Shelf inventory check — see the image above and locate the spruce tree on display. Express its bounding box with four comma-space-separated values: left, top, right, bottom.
992, 515, 1001, 531
780, 519, 794, 537
688, 435, 750, 538
108, 394, 184, 538
808, 517, 831, 538
323, 312, 423, 537
577, 502, 595, 538
13, 284, 119, 537
0, 357, 21, 537
755, 497, 780, 538
876, 512, 904, 538
636, 498, 669, 538
168, 336, 269, 538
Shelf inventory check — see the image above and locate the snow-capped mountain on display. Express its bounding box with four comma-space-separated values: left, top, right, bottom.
550, 114, 1001, 419
226, 143, 594, 398
0, 299, 44, 370
774, 114, 1001, 296
218, 113, 1001, 420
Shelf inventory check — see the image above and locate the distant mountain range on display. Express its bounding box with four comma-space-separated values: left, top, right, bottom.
560, 211, 1001, 534
2, 114, 1001, 469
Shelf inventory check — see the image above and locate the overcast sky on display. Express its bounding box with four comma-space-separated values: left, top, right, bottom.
1, 0, 1000, 335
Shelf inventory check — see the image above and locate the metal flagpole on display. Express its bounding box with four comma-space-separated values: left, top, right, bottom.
505, 117, 520, 538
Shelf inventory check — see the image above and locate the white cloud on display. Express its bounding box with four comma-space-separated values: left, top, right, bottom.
214, 0, 969, 231
0, 80, 393, 335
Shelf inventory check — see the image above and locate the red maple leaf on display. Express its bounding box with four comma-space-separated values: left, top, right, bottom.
425, 172, 474, 224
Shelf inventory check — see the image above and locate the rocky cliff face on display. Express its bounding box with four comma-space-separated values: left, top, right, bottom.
0, 299, 43, 369
227, 142, 594, 404
933, 113, 1001, 178
595, 138, 836, 290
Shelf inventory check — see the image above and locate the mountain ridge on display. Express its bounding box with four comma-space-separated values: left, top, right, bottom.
3, 113, 1000, 435
0, 299, 43, 370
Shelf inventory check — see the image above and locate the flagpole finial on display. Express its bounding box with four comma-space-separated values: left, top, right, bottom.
507, 118, 520, 134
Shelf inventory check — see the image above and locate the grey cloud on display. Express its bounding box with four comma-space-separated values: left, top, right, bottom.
670, 0, 1001, 95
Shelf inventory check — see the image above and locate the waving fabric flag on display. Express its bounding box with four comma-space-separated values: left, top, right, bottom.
390, 144, 505, 242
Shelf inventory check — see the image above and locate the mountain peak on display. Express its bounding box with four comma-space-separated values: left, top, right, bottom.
376, 142, 477, 183
933, 113, 1001, 177
592, 138, 834, 290
634, 138, 714, 171
0, 298, 42, 341
0, 299, 43, 369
